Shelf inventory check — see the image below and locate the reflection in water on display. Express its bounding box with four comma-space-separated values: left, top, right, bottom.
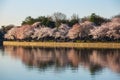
3, 46, 120, 74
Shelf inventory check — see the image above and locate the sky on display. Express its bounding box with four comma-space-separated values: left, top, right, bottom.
0, 0, 120, 26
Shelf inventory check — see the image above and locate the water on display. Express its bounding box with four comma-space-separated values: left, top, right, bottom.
0, 46, 120, 80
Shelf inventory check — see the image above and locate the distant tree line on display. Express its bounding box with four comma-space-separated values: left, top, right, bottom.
22, 12, 81, 28
22, 12, 109, 28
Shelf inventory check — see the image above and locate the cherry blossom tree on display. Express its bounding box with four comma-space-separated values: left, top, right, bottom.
67, 21, 94, 40
90, 18, 120, 41
52, 24, 70, 39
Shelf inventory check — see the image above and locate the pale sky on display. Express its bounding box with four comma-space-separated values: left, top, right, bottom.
0, 0, 120, 26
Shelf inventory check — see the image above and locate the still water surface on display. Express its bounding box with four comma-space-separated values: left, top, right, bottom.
0, 46, 120, 80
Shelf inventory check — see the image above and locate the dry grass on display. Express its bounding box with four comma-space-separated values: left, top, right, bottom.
3, 41, 120, 49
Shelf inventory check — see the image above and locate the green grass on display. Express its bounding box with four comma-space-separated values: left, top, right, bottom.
3, 41, 120, 49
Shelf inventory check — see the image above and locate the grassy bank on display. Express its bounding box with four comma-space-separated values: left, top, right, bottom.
3, 41, 120, 49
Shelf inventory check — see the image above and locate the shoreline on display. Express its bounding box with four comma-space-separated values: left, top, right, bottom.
3, 41, 120, 49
